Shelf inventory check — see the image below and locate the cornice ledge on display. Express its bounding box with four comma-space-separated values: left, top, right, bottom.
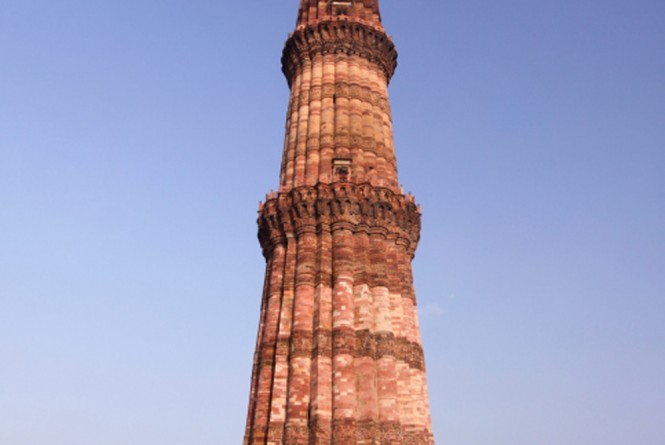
257, 182, 420, 258
282, 19, 398, 87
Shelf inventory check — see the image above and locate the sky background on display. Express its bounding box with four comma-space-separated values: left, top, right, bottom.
1, 1, 664, 444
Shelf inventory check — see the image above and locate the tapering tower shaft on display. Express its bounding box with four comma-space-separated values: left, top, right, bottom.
280, 0, 398, 193
245, 2, 434, 444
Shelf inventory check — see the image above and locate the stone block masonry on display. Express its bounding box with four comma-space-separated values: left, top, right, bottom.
243, 2, 435, 444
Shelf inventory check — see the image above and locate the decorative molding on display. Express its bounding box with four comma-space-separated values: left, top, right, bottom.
282, 19, 398, 86
258, 183, 420, 258
260, 328, 426, 372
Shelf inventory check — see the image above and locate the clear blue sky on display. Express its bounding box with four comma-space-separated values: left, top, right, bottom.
1, 1, 664, 444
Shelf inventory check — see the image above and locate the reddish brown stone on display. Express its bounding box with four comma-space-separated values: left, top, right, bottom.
244, 2, 434, 444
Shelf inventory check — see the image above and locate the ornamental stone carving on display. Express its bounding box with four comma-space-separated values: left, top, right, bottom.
258, 182, 420, 258
282, 20, 398, 87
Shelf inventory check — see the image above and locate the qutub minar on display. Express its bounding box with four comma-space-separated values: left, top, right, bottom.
244, 1, 434, 443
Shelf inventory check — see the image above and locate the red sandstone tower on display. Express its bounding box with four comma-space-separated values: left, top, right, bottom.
244, 1, 434, 443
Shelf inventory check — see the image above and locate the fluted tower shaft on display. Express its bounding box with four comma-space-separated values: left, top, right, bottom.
244, 2, 434, 444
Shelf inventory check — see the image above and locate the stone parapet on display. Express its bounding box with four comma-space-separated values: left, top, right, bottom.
282, 19, 398, 87
258, 182, 420, 259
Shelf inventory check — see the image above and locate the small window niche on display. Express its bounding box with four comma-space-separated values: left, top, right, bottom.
329, 0, 353, 16
333, 158, 352, 182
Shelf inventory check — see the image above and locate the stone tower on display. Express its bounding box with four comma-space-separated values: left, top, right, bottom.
244, 1, 434, 444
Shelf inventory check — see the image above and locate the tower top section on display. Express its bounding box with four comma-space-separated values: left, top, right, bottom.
279, 0, 398, 191
296, 0, 383, 30
284, 0, 396, 88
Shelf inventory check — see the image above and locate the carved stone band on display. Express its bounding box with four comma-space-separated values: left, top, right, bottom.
282, 19, 398, 86
261, 328, 426, 371
258, 182, 421, 257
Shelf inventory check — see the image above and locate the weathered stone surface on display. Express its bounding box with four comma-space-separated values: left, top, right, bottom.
258, 183, 421, 260
282, 21, 398, 88
244, 2, 435, 444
